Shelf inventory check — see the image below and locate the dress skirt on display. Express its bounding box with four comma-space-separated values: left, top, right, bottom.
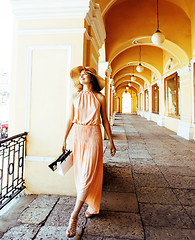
73, 123, 103, 214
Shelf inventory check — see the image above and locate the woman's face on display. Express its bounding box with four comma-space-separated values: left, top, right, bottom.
79, 70, 92, 85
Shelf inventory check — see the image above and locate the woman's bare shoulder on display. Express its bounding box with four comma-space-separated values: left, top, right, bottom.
94, 92, 105, 103
71, 92, 80, 101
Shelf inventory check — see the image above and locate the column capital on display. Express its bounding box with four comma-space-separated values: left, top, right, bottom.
85, 0, 106, 49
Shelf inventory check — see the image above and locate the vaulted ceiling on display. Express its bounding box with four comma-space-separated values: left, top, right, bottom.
95, 0, 195, 93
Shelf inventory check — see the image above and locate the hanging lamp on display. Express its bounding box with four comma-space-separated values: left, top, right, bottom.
131, 66, 136, 81
152, 0, 165, 45
136, 45, 144, 72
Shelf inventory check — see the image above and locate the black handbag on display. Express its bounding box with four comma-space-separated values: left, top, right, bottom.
48, 150, 72, 172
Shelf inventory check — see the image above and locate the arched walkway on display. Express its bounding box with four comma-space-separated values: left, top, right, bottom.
0, 114, 194, 239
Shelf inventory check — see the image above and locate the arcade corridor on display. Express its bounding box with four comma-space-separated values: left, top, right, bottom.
0, 114, 194, 239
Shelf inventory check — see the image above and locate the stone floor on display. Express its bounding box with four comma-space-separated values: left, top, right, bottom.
0, 114, 195, 239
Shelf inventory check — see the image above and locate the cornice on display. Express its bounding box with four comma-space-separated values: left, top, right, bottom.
10, 0, 90, 19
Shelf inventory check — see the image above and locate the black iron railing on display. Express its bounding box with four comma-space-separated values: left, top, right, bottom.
0, 132, 27, 209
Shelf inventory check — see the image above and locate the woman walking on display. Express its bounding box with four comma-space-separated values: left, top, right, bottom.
62, 66, 116, 238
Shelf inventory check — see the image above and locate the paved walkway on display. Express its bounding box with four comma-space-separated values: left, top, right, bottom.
0, 114, 195, 239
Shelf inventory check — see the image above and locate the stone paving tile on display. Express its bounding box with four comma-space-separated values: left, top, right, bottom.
129, 150, 152, 159
101, 191, 138, 213
159, 165, 195, 176
112, 134, 127, 140
45, 198, 87, 228
130, 158, 156, 166
57, 195, 76, 205
132, 165, 161, 174
154, 158, 189, 167
164, 175, 195, 189
103, 166, 133, 178
103, 162, 131, 169
18, 195, 59, 224
1, 224, 40, 240
104, 149, 129, 160
103, 174, 135, 193
145, 226, 195, 240
183, 205, 195, 222
35, 226, 83, 240
133, 173, 169, 188
140, 203, 194, 228
136, 187, 179, 205
172, 189, 195, 206
83, 211, 144, 239
128, 143, 148, 150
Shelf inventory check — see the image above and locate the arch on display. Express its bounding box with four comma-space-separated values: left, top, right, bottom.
103, 0, 191, 62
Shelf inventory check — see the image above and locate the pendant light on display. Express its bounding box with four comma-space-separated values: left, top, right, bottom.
136, 46, 144, 72
128, 81, 131, 87
152, 0, 165, 45
131, 66, 136, 81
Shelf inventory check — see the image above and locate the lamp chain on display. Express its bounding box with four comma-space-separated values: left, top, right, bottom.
139, 46, 141, 64
157, 0, 159, 30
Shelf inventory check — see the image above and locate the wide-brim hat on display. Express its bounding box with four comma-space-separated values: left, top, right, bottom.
70, 66, 105, 90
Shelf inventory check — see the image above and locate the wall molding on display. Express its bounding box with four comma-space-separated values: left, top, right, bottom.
25, 44, 72, 132
16, 28, 86, 35
10, 0, 90, 19
26, 156, 55, 163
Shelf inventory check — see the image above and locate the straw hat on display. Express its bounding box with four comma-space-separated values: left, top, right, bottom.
70, 66, 105, 90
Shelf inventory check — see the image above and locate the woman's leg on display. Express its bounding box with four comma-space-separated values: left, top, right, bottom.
71, 199, 84, 219
66, 198, 84, 237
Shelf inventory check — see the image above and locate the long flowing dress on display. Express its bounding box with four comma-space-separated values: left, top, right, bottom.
72, 91, 103, 214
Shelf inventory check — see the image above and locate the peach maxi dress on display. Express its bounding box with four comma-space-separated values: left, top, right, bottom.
72, 91, 103, 214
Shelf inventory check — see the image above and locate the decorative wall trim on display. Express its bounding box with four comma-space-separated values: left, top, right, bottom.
16, 28, 86, 35
10, 0, 90, 19
26, 156, 55, 163
25, 44, 72, 132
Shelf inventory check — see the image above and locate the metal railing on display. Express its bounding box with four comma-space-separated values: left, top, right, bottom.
0, 132, 27, 209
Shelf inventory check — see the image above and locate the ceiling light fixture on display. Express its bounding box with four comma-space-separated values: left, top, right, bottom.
136, 45, 144, 72
152, 0, 165, 45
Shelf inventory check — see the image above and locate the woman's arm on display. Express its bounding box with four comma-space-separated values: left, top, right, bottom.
99, 94, 116, 156
62, 95, 75, 152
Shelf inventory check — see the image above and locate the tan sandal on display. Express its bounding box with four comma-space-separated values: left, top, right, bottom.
66, 217, 78, 238
85, 210, 93, 218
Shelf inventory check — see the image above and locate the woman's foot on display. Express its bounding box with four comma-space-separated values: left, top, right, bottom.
85, 210, 93, 218
66, 217, 78, 238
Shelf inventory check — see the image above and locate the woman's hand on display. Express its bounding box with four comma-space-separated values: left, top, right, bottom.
62, 140, 67, 152
110, 141, 116, 156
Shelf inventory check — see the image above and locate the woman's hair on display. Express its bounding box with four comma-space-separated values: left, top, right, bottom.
89, 73, 101, 93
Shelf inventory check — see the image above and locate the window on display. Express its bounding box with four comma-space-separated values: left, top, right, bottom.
164, 72, 180, 118
152, 84, 159, 114
144, 89, 149, 111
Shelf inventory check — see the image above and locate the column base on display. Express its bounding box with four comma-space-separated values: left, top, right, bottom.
157, 116, 165, 126
177, 121, 193, 140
